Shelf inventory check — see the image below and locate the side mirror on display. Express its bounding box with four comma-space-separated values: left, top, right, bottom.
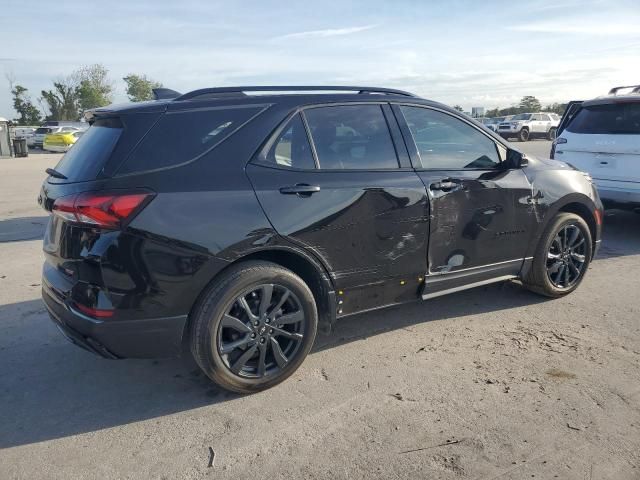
506, 149, 528, 168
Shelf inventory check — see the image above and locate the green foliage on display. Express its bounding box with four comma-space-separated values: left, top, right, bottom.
40, 64, 113, 121
10, 84, 41, 125
544, 103, 567, 115
123, 74, 163, 102
452, 105, 463, 112
519, 95, 541, 112
41, 81, 79, 121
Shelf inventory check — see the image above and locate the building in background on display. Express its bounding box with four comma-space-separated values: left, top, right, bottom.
471, 107, 485, 118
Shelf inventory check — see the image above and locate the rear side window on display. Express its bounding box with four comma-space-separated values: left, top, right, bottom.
304, 105, 399, 170
264, 114, 316, 169
35, 127, 52, 134
567, 103, 640, 134
118, 105, 264, 175
400, 106, 500, 169
53, 118, 122, 181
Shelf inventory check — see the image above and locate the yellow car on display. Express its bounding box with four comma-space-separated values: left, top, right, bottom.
43, 130, 84, 152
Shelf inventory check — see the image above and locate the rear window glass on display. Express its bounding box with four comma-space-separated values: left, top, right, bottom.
118, 106, 264, 175
52, 118, 122, 181
567, 103, 640, 134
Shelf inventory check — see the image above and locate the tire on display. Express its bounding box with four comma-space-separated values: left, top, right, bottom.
523, 212, 592, 298
518, 128, 530, 142
548, 127, 557, 140
190, 261, 318, 393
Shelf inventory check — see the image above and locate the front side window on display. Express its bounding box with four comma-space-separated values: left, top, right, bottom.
304, 105, 399, 170
263, 114, 315, 169
511, 113, 532, 121
400, 106, 500, 169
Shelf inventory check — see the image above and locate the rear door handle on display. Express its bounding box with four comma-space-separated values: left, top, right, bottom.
279, 184, 321, 195
430, 179, 459, 191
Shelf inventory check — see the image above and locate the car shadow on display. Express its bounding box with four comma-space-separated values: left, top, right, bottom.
0, 281, 549, 449
0, 216, 49, 243
597, 209, 640, 259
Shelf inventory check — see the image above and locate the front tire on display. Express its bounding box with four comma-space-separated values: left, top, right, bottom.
190, 261, 318, 393
523, 212, 592, 297
518, 128, 530, 142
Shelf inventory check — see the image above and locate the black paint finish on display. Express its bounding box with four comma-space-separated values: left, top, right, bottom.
39, 89, 603, 358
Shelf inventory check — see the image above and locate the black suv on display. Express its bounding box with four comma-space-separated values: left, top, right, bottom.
39, 86, 603, 393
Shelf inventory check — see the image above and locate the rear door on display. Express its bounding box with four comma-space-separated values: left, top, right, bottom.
247, 104, 430, 313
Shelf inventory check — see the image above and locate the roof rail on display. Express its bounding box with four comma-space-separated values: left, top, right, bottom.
174, 86, 417, 101
608, 85, 640, 95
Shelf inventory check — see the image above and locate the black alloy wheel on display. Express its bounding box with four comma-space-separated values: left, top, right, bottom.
545, 224, 587, 289
218, 284, 306, 378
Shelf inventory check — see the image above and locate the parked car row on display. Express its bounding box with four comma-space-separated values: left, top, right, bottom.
551, 85, 640, 212
28, 123, 87, 151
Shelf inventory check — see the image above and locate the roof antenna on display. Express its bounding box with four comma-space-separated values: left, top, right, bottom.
152, 88, 182, 100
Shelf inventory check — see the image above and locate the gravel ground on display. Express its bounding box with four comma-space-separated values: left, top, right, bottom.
1, 146, 639, 479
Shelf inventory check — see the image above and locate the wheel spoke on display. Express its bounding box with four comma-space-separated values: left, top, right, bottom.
259, 284, 273, 318
547, 252, 561, 260
268, 290, 290, 319
567, 226, 580, 247
257, 343, 267, 377
555, 264, 566, 284
572, 238, 585, 249
271, 326, 303, 341
547, 261, 562, 274
221, 314, 252, 334
220, 335, 251, 354
270, 337, 288, 368
571, 252, 585, 263
568, 261, 580, 277
237, 296, 258, 322
564, 262, 570, 286
276, 310, 304, 326
561, 227, 568, 249
230, 344, 258, 374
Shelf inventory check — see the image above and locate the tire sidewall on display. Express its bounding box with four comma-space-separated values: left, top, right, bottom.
194, 264, 318, 393
536, 214, 592, 296
519, 128, 529, 142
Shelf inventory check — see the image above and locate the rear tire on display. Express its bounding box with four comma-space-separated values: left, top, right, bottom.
523, 213, 592, 298
518, 128, 530, 142
190, 261, 317, 393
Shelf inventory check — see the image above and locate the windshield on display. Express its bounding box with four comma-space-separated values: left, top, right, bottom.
511, 114, 532, 121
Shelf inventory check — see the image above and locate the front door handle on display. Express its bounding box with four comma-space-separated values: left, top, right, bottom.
279, 184, 321, 195
430, 179, 459, 191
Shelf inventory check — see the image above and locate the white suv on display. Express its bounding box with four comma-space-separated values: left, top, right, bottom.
497, 112, 560, 142
551, 85, 640, 211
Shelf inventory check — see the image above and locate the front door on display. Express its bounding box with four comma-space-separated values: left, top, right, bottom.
248, 104, 430, 314
393, 104, 535, 294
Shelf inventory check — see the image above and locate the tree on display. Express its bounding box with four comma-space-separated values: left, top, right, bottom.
41, 79, 80, 121
544, 103, 567, 115
6, 75, 42, 125
40, 64, 113, 121
452, 105, 463, 112
123, 74, 162, 102
519, 95, 541, 112
74, 64, 114, 112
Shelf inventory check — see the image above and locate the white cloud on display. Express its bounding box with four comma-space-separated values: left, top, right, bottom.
273, 24, 378, 40
508, 21, 640, 35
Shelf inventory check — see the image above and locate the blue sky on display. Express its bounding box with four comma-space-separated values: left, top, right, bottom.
1, 0, 639, 118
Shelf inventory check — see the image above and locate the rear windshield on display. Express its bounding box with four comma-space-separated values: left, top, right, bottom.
52, 118, 122, 182
117, 105, 265, 175
35, 127, 52, 134
567, 102, 640, 134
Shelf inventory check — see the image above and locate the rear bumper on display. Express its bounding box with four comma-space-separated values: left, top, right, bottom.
42, 268, 188, 359
596, 185, 640, 208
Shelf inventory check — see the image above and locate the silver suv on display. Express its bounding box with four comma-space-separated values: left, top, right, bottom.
497, 112, 560, 142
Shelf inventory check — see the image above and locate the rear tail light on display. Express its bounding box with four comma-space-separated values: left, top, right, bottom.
52, 191, 154, 228
73, 302, 114, 318
550, 137, 567, 159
